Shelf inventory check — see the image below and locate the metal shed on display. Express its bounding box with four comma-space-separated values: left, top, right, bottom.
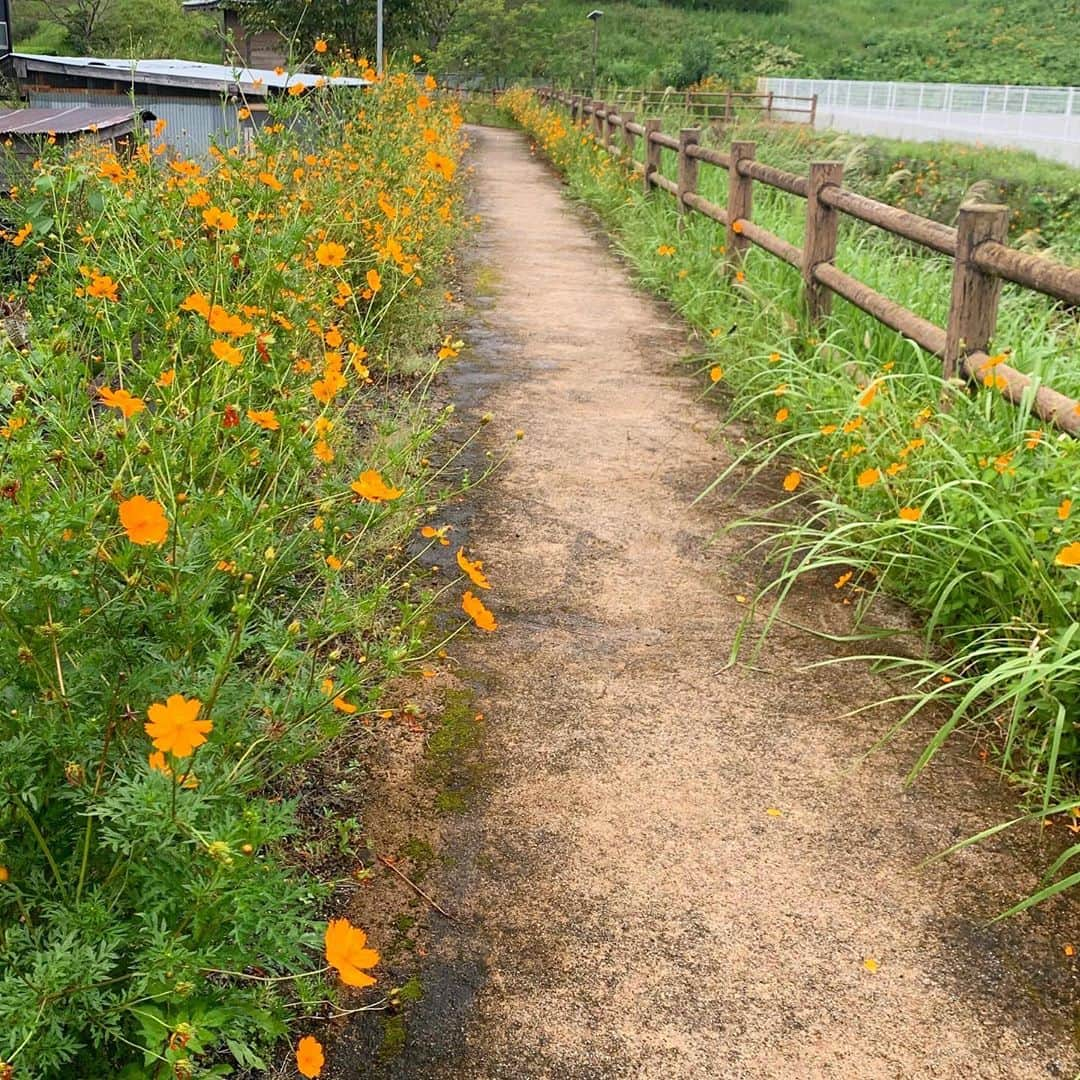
10, 53, 368, 160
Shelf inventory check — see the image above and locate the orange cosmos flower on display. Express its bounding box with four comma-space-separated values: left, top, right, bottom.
317, 242, 347, 267
324, 919, 380, 987
258, 171, 283, 191
456, 548, 491, 589
118, 494, 169, 545
296, 1035, 325, 1078
207, 306, 253, 337
314, 38, 328, 53
332, 696, 357, 714
314, 439, 334, 463
709, 366, 723, 383
775, 407, 789, 423
1055, 542, 1080, 567
350, 469, 402, 502
212, 340, 244, 367
424, 149, 456, 180
288, 82, 306, 97
98, 386, 145, 419
858, 381, 879, 408
87, 273, 119, 301
180, 292, 211, 317
834, 571, 853, 589
1059, 499, 1072, 521
366, 268, 382, 293
237, 107, 252, 121
11, 222, 32, 246
463, 590, 497, 632
157, 369, 176, 387
857, 467, 880, 488
311, 370, 346, 404
202, 206, 238, 231
247, 409, 279, 430
782, 471, 801, 492
144, 694, 212, 757
898, 507, 922, 522
656, 244, 676, 257
326, 554, 342, 570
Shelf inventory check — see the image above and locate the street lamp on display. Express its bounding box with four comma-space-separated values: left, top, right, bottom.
587, 10, 602, 95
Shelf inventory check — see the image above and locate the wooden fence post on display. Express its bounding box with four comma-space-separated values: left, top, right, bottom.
809, 94, 818, 126
803, 160, 844, 322
570, 95, 580, 125
766, 91, 774, 121
726, 140, 755, 273
622, 110, 636, 160
677, 127, 700, 221
604, 106, 614, 150
944, 203, 1010, 383
725, 90, 734, 123
643, 118, 662, 193
592, 100, 604, 139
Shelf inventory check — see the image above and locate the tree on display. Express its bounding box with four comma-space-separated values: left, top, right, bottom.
243, 0, 437, 58
20, 0, 218, 57
429, 0, 540, 87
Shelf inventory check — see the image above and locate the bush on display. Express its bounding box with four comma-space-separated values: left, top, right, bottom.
0, 63, 465, 1077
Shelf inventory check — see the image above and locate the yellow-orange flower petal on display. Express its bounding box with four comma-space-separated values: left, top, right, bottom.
144, 694, 211, 757
296, 1035, 325, 1078
118, 494, 169, 546
1055, 542, 1080, 568
456, 548, 491, 589
324, 919, 380, 987
99, 386, 145, 419
462, 590, 496, 632
350, 469, 402, 502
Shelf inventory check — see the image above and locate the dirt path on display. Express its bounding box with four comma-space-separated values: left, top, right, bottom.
373, 125, 1080, 1079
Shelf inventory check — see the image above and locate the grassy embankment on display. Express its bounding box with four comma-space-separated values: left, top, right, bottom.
0, 62, 502, 1079
530, 0, 1080, 87
504, 89, 1080, 909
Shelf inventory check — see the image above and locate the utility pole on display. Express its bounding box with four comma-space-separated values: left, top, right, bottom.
376, 0, 384, 76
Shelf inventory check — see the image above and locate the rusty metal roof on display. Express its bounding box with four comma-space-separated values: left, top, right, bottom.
0, 105, 140, 134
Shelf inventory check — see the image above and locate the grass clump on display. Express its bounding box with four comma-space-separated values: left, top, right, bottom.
503, 88, 1080, 906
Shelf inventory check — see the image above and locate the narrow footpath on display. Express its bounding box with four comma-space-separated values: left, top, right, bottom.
384, 125, 1079, 1078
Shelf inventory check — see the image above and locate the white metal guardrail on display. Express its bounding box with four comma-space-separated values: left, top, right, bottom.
761, 77, 1080, 166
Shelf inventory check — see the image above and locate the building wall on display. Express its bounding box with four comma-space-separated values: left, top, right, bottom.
224, 11, 288, 69
27, 89, 244, 160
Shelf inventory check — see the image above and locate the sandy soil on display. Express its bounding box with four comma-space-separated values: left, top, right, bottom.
334, 125, 1080, 1080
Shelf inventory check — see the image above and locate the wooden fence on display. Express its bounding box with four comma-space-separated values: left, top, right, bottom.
537, 87, 1080, 436
581, 87, 816, 124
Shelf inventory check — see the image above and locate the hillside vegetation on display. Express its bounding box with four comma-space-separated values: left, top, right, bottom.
12, 0, 1080, 88
530, 0, 1080, 88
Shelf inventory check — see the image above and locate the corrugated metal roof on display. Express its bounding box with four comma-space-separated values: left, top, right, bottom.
14, 53, 368, 96
0, 105, 139, 134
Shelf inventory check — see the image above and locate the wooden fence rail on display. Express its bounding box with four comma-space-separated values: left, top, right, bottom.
538, 86, 1080, 436
565, 86, 817, 124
